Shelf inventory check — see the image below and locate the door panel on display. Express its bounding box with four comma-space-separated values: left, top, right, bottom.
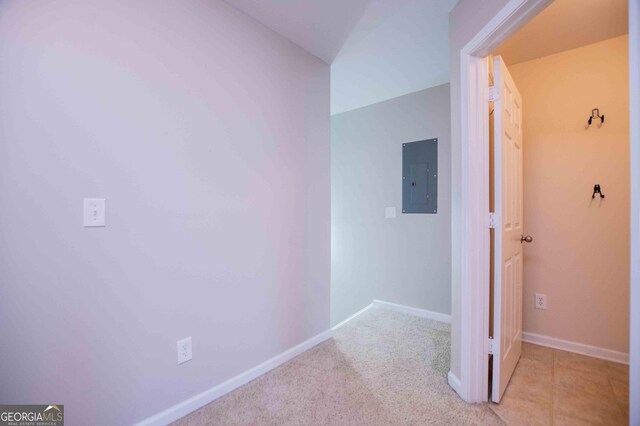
492, 55, 524, 403
410, 163, 429, 204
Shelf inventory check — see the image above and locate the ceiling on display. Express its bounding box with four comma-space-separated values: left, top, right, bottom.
494, 0, 628, 65
223, 0, 372, 64
224, 0, 629, 115
224, 0, 458, 115
331, 0, 457, 115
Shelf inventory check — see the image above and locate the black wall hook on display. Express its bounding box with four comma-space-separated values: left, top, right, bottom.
587, 108, 604, 126
592, 184, 605, 199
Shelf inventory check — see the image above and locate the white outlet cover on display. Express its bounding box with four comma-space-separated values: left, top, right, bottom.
83, 198, 106, 227
385, 207, 396, 219
177, 337, 193, 365
535, 293, 547, 310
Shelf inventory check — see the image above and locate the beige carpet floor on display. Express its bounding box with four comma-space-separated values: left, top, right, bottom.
172, 307, 502, 425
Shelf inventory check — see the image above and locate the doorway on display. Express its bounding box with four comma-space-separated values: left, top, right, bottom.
486, 4, 631, 417
453, 1, 639, 421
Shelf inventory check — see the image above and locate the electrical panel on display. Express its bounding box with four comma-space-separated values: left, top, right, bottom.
402, 138, 438, 214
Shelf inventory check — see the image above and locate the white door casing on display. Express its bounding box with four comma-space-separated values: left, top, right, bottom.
453, 0, 554, 404
492, 55, 524, 402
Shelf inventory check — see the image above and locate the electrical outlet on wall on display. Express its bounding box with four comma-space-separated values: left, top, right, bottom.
535, 293, 547, 310
177, 337, 193, 365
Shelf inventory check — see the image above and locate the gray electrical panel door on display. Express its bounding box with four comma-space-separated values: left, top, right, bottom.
402, 138, 437, 214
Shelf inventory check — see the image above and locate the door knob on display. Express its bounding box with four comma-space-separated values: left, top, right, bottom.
521, 235, 533, 243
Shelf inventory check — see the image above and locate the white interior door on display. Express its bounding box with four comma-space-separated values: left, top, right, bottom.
492, 55, 524, 403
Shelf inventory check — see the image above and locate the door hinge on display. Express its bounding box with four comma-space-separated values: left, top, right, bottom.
488, 212, 496, 229
489, 85, 498, 102
488, 336, 494, 355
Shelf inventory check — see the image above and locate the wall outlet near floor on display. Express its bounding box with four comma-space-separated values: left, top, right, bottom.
535, 293, 547, 310
177, 337, 193, 365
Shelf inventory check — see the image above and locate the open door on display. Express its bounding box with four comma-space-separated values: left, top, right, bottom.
491, 55, 526, 403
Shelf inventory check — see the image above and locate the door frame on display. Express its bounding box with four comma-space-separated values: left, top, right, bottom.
457, 0, 640, 413
456, 0, 567, 403
629, 1, 639, 424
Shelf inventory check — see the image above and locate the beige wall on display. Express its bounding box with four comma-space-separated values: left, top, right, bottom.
508, 35, 630, 353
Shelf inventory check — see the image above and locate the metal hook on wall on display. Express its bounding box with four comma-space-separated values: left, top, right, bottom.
592, 184, 605, 199
587, 108, 604, 127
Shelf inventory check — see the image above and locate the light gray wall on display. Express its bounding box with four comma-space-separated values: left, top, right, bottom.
331, 85, 452, 327
0, 1, 329, 424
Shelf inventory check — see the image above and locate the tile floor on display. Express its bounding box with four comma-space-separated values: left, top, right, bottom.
489, 343, 629, 425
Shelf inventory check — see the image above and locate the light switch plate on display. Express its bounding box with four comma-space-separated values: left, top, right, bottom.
177, 337, 193, 365
83, 198, 106, 227
385, 207, 397, 219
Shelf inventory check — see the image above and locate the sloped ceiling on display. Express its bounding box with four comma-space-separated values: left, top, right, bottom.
494, 0, 628, 65
223, 0, 372, 64
223, 0, 629, 115
224, 0, 458, 115
331, 0, 457, 114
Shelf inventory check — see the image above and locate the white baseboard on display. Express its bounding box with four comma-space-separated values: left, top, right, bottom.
331, 303, 374, 331
522, 331, 629, 365
135, 330, 332, 426
372, 300, 451, 323
447, 371, 463, 396
139, 300, 450, 425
